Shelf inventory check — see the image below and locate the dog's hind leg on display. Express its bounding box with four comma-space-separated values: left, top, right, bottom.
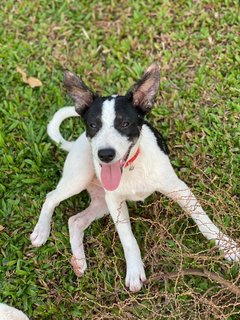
158, 171, 240, 262
68, 179, 108, 276
31, 134, 94, 247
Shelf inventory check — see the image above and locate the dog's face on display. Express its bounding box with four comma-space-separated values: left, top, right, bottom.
64, 63, 160, 191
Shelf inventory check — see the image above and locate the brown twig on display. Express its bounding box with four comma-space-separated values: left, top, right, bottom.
149, 268, 240, 296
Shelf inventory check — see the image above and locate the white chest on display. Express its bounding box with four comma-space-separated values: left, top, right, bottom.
115, 164, 157, 201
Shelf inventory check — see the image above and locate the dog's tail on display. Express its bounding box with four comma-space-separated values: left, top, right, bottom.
47, 106, 80, 152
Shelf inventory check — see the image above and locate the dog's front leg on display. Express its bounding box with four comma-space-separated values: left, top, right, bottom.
105, 193, 146, 292
31, 134, 94, 247
158, 177, 240, 261
30, 178, 90, 247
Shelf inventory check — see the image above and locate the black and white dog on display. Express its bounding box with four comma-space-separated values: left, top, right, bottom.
31, 64, 240, 292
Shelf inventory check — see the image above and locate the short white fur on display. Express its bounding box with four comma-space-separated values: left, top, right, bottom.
0, 303, 29, 320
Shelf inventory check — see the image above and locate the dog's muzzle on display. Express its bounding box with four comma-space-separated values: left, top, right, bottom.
99, 144, 134, 191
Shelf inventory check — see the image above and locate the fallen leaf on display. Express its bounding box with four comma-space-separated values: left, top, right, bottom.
28, 76, 42, 88
0, 225, 5, 231
16, 66, 42, 88
16, 66, 28, 83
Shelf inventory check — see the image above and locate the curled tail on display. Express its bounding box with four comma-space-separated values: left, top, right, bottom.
47, 106, 80, 152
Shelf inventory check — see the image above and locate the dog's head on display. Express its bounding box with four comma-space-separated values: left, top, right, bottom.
64, 63, 160, 191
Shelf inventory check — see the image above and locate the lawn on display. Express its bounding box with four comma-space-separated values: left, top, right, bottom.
0, 0, 240, 319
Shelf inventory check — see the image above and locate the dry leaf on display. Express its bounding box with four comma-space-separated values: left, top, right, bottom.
28, 76, 42, 88
0, 225, 5, 231
16, 66, 42, 88
16, 66, 28, 83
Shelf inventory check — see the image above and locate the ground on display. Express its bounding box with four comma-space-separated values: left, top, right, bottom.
0, 0, 240, 319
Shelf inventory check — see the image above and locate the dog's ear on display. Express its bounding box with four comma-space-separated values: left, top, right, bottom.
127, 63, 160, 114
63, 71, 97, 115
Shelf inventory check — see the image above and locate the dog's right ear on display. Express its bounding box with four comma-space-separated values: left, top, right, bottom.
63, 71, 97, 115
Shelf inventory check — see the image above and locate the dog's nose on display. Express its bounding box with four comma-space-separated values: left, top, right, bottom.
98, 148, 116, 163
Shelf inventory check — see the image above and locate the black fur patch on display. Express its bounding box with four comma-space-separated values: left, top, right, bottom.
82, 97, 109, 138
114, 96, 144, 142
144, 121, 169, 155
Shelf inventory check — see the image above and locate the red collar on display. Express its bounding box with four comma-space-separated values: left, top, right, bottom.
124, 148, 140, 168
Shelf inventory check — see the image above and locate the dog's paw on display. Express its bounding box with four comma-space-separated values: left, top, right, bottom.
216, 237, 240, 262
71, 255, 87, 277
125, 262, 146, 292
30, 223, 50, 247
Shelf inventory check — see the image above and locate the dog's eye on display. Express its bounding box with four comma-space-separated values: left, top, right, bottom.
122, 121, 130, 128
90, 123, 97, 129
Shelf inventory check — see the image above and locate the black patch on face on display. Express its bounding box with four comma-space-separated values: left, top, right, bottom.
144, 121, 169, 155
82, 96, 111, 138
114, 96, 144, 142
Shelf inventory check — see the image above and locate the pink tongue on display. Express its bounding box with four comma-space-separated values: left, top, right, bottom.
101, 161, 122, 191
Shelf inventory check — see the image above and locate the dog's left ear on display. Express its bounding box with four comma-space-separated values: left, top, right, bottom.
127, 63, 160, 114
63, 71, 97, 115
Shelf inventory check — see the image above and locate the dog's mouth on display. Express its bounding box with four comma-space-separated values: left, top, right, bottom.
100, 146, 132, 191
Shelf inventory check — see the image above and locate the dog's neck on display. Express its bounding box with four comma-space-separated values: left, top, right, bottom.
124, 147, 140, 168
124, 138, 141, 168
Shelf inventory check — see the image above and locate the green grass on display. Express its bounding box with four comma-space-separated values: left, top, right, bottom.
0, 0, 240, 319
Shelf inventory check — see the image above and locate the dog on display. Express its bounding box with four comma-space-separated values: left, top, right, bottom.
30, 63, 240, 292
0, 303, 29, 320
